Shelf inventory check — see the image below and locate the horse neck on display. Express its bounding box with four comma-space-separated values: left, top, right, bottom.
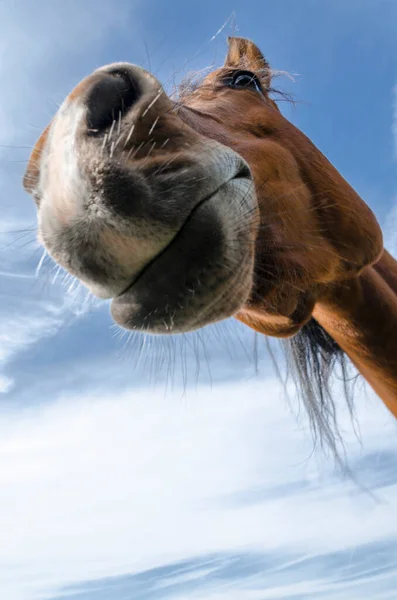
313, 249, 397, 418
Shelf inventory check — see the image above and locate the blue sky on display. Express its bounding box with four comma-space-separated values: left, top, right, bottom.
0, 1, 397, 599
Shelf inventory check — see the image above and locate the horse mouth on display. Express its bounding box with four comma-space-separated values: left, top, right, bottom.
116, 164, 252, 299
110, 166, 255, 333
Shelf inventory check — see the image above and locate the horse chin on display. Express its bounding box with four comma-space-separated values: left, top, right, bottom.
236, 288, 317, 338
110, 178, 257, 334
111, 273, 252, 334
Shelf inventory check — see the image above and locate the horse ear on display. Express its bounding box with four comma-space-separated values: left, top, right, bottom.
225, 37, 271, 89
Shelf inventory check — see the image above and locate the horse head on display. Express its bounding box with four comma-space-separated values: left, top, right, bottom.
23, 37, 383, 338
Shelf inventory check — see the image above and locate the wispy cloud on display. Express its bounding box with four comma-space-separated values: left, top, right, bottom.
0, 265, 101, 394
384, 200, 397, 258
0, 379, 395, 600
391, 81, 397, 156
384, 83, 397, 256
0, 375, 13, 393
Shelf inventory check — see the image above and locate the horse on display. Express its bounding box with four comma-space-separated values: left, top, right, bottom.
22, 36, 397, 452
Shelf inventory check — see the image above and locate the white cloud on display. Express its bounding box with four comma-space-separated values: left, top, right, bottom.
384, 83, 397, 257
0, 375, 13, 393
393, 84, 397, 160
384, 200, 397, 258
387, 83, 397, 246
0, 377, 395, 600
0, 265, 100, 382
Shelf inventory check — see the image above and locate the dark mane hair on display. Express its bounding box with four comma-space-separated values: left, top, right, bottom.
283, 318, 360, 467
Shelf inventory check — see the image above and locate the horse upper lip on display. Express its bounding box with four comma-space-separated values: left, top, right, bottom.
115, 167, 251, 299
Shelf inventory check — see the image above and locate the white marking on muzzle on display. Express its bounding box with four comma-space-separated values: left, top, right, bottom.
38, 102, 90, 231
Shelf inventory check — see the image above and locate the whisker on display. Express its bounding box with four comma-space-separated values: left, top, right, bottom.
148, 116, 160, 136
117, 109, 122, 136
108, 118, 116, 141
141, 89, 163, 118
101, 133, 109, 154
124, 124, 135, 148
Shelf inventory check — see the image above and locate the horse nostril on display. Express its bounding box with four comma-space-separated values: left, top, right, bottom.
86, 69, 140, 132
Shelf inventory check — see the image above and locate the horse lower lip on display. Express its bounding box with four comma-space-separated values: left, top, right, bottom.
114, 174, 251, 299
110, 175, 253, 331
114, 192, 216, 299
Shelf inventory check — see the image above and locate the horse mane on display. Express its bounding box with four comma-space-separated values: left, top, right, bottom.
283, 319, 360, 466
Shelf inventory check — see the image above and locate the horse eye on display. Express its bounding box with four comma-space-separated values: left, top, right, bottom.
231, 71, 263, 93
